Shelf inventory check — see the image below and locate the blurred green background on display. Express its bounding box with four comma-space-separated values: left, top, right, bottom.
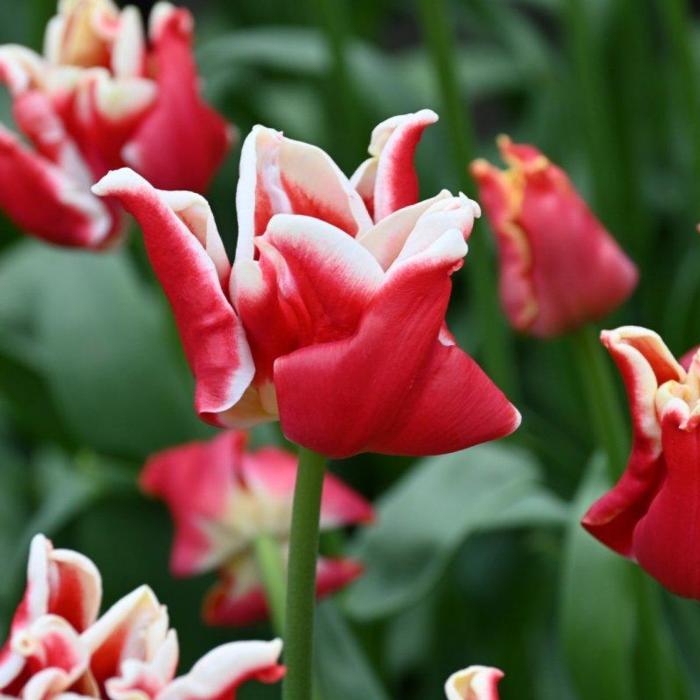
3, 1, 700, 699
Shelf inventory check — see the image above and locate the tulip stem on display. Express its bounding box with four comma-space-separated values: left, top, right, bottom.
570, 324, 628, 478
253, 534, 287, 636
417, 0, 518, 401
283, 446, 327, 700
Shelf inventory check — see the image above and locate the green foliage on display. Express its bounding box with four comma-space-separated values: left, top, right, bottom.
1, 0, 699, 698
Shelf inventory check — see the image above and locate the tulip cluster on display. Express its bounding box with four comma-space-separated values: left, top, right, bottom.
141, 430, 373, 626
0, 535, 284, 700
0, 535, 504, 700
0, 0, 230, 248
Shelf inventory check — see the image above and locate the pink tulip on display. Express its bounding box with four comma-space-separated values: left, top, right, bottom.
445, 666, 504, 699
141, 430, 373, 626
93, 111, 520, 458
0, 535, 283, 700
0, 1, 230, 248
471, 138, 638, 337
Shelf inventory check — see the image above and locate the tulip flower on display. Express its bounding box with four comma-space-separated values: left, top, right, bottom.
0, 534, 284, 700
470, 137, 638, 337
93, 110, 521, 458
581, 326, 700, 598
0, 0, 230, 248
445, 666, 504, 699
140, 430, 373, 626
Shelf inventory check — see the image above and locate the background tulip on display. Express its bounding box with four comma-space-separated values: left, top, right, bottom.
471, 138, 638, 338
140, 430, 373, 627
582, 326, 700, 598
0, 535, 284, 700
94, 113, 520, 459
0, 0, 230, 248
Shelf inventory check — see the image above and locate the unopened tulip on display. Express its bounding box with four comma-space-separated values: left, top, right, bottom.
445, 666, 504, 699
471, 138, 637, 337
0, 0, 230, 248
93, 111, 520, 458
582, 326, 700, 598
0, 535, 284, 700
141, 430, 373, 626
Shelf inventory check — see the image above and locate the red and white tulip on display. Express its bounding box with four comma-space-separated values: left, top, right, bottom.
0, 0, 230, 248
471, 138, 638, 337
0, 534, 284, 700
583, 326, 700, 598
94, 111, 521, 458
141, 430, 373, 626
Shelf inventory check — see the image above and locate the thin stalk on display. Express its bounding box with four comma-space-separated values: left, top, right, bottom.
656, 0, 700, 216
417, 0, 517, 400
253, 534, 287, 635
569, 325, 628, 478
309, 0, 363, 168
282, 447, 327, 700
562, 0, 623, 232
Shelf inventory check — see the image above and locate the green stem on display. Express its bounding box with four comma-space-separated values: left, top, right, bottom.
417, 0, 517, 400
253, 534, 287, 636
562, 0, 623, 233
282, 447, 327, 700
309, 0, 363, 168
657, 0, 700, 217
570, 325, 628, 478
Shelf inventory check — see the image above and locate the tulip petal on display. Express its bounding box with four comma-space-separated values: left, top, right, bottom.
368, 109, 438, 221
258, 214, 384, 341
7, 616, 89, 700
444, 666, 503, 700
155, 639, 284, 700
105, 629, 178, 700
274, 230, 519, 457
356, 190, 451, 269
121, 6, 231, 192
141, 431, 245, 576
82, 586, 168, 693
629, 410, 700, 597
241, 447, 374, 527
235, 126, 372, 262
203, 555, 363, 627
0, 124, 114, 247
92, 168, 255, 424
582, 327, 684, 556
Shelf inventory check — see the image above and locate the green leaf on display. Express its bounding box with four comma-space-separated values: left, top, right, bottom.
2, 448, 129, 605
0, 242, 212, 457
345, 443, 567, 620
315, 601, 389, 700
559, 454, 636, 700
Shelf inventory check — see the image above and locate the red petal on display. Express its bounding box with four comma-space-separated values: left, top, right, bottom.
141, 431, 247, 576
631, 411, 700, 597
274, 230, 519, 457
0, 125, 116, 248
156, 639, 283, 700
370, 109, 438, 221
92, 169, 254, 423
122, 7, 231, 193
235, 126, 372, 263
240, 447, 373, 526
